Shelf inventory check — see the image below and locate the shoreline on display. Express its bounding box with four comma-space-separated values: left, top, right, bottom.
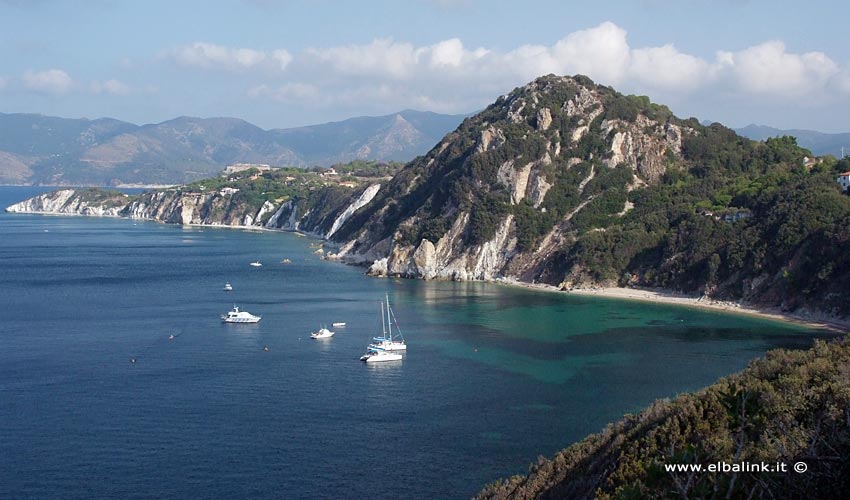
498, 278, 850, 334
7, 207, 848, 334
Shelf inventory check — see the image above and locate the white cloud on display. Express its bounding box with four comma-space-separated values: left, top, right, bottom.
171, 23, 845, 120
90, 79, 131, 96
551, 21, 632, 84
716, 41, 838, 96
630, 44, 710, 91
307, 38, 419, 79
165, 42, 294, 73
22, 69, 73, 94
271, 49, 293, 70
0, 76, 8, 91
167, 42, 269, 71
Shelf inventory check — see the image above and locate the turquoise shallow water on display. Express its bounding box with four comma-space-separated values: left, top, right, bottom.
0, 186, 836, 499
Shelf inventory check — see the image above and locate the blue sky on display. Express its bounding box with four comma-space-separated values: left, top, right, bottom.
1, 0, 849, 132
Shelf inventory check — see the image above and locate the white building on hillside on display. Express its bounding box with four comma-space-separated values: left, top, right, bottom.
838, 171, 850, 192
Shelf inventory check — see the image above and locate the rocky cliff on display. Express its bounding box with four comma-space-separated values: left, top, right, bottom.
6, 188, 132, 217
6, 181, 379, 239
325, 74, 850, 316
327, 75, 693, 281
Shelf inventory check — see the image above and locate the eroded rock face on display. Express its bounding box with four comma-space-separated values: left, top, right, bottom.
330, 74, 698, 285
475, 126, 506, 154
536, 108, 553, 131
6, 182, 381, 240
326, 184, 381, 238
602, 115, 687, 182
5, 189, 127, 216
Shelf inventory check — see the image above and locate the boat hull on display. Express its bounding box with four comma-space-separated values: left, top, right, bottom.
361, 352, 402, 362
222, 317, 261, 324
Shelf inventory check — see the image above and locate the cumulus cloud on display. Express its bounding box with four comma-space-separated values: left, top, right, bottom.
551, 21, 632, 84
167, 23, 845, 119
307, 38, 419, 79
715, 41, 838, 96
271, 49, 293, 70
166, 42, 279, 71
90, 79, 132, 95
22, 69, 73, 94
630, 45, 710, 91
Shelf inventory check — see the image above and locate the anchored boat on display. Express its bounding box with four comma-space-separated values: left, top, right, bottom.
221, 305, 261, 324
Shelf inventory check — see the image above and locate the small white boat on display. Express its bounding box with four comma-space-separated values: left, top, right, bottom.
223, 282, 233, 291
221, 305, 261, 324
360, 346, 402, 363
332, 322, 346, 327
250, 261, 262, 267
310, 327, 335, 339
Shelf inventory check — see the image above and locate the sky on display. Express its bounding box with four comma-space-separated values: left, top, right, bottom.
1, 0, 849, 132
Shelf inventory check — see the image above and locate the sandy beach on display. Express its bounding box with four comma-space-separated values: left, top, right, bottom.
498, 278, 850, 334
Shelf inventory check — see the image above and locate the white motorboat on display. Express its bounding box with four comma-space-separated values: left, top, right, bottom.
223, 282, 233, 291
250, 261, 262, 267
310, 327, 335, 339
369, 295, 407, 351
332, 322, 346, 327
221, 305, 261, 323
360, 346, 402, 363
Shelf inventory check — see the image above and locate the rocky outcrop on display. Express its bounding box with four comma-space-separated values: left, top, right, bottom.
602, 115, 685, 181
5, 189, 128, 216
327, 74, 697, 284
326, 184, 380, 238
7, 182, 377, 240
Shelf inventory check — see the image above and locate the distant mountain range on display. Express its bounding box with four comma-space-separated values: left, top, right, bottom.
0, 110, 467, 186
3, 107, 847, 187
734, 124, 850, 157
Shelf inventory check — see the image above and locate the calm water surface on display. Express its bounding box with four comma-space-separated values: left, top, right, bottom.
0, 186, 836, 499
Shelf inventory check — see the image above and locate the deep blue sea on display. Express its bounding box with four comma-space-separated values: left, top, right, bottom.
0, 186, 836, 499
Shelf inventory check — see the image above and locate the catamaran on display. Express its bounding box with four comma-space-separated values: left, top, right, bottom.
369, 295, 406, 351
360, 345, 402, 363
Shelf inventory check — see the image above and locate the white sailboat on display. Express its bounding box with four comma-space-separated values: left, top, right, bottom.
369, 294, 406, 352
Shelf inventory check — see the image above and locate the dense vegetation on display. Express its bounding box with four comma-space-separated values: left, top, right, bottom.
332, 74, 850, 315
553, 134, 850, 315
477, 337, 850, 500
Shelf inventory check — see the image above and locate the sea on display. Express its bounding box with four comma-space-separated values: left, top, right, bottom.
0, 186, 837, 500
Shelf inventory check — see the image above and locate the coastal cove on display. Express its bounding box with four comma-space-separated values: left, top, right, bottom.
0, 185, 840, 499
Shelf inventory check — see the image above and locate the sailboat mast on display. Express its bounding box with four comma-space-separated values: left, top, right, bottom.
380, 301, 386, 336
386, 294, 392, 338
